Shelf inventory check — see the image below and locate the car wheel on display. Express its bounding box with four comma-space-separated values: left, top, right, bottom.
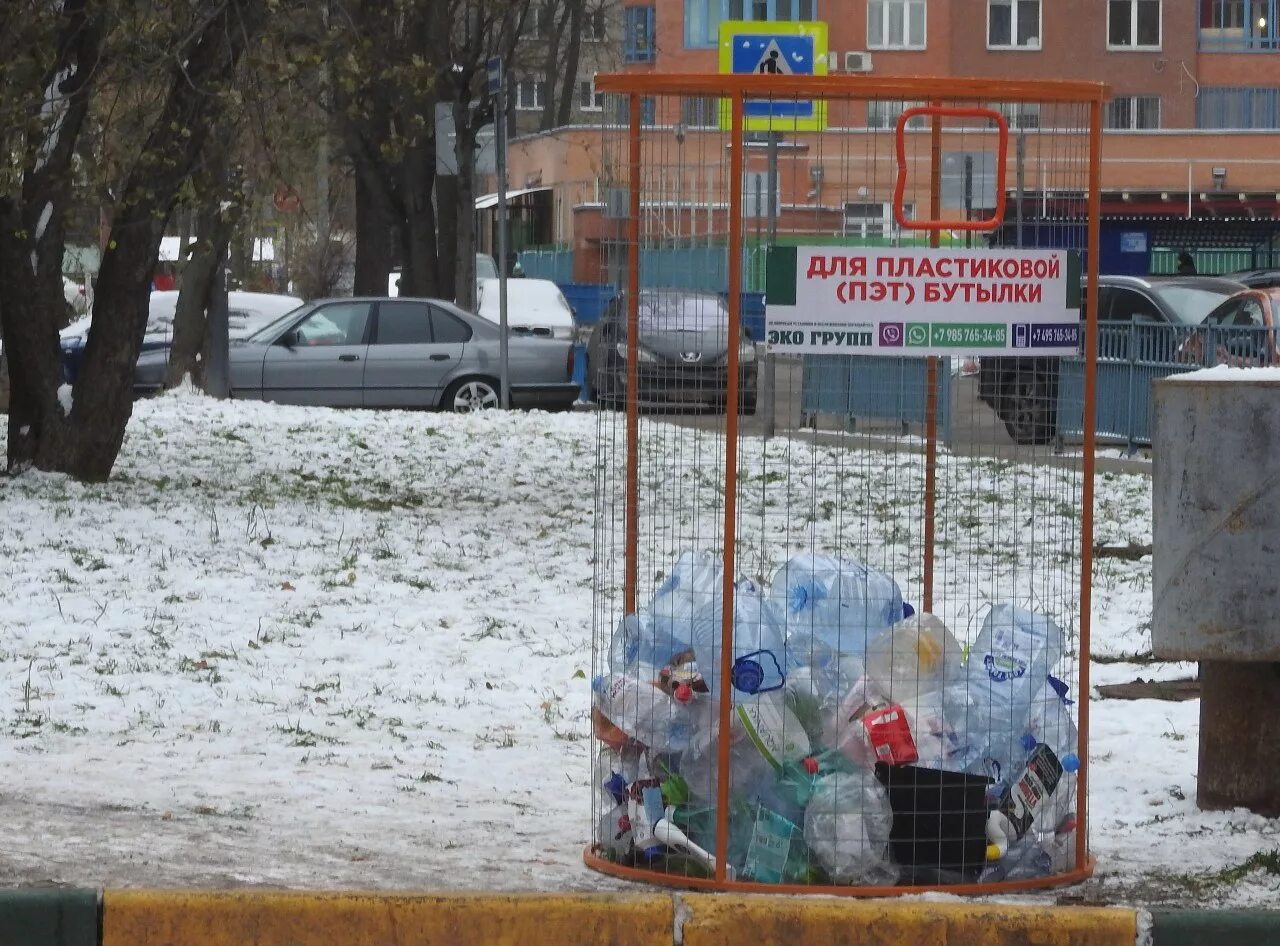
593, 367, 623, 409
445, 377, 500, 413
999, 371, 1053, 445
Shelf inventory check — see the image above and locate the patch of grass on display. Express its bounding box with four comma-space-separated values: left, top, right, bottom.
274, 720, 340, 748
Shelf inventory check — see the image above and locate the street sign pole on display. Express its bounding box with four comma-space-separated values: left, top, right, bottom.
489, 57, 510, 409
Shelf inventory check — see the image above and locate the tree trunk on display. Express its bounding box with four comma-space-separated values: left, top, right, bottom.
436, 171, 459, 304
555, 0, 585, 128
166, 201, 240, 390
1, 1, 99, 473
61, 0, 267, 481
353, 166, 396, 296
397, 139, 438, 297
539, 5, 567, 133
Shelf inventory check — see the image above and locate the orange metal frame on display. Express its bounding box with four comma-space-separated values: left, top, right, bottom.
894, 106, 1009, 232
600, 72, 1106, 898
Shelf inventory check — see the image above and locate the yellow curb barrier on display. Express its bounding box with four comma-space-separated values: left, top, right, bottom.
102, 891, 674, 946
678, 894, 1137, 946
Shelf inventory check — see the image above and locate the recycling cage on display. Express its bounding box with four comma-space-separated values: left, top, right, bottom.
587, 71, 1104, 895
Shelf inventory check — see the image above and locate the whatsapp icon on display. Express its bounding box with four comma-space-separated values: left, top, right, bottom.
906, 322, 930, 346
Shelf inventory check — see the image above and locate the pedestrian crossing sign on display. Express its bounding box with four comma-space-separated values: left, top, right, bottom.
718, 20, 828, 132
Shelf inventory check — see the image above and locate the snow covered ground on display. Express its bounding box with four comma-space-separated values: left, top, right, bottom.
1, 392, 1276, 905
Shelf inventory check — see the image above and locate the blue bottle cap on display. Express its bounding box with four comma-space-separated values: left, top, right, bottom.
1061, 753, 1080, 773
604, 772, 627, 802
1020, 732, 1038, 753
731, 657, 764, 694
902, 602, 916, 618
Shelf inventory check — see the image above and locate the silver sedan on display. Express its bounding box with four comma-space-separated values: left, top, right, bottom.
134, 297, 580, 411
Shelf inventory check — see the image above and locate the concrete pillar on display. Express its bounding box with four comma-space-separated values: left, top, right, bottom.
1151, 373, 1280, 816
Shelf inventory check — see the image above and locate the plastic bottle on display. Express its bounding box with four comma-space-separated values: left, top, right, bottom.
802, 771, 897, 885
591, 671, 698, 754
729, 578, 788, 696
770, 554, 904, 666
962, 604, 1065, 778
984, 742, 1073, 860
1022, 675, 1080, 833
638, 552, 725, 671
863, 612, 965, 703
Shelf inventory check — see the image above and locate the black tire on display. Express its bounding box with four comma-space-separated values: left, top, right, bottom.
442, 377, 501, 413
999, 371, 1054, 445
593, 368, 623, 409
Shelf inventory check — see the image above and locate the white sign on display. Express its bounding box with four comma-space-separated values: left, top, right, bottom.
764, 246, 1081, 357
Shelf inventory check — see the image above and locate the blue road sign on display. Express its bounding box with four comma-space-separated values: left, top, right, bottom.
719, 22, 828, 131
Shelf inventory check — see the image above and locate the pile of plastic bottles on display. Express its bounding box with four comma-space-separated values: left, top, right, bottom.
592, 551, 1080, 886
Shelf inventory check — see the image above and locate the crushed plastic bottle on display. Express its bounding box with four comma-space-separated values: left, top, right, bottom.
962, 604, 1065, 778
771, 554, 904, 667
1022, 675, 1080, 833
863, 612, 965, 703
591, 671, 698, 754
802, 771, 897, 885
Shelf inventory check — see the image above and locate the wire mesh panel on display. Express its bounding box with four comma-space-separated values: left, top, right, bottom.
588, 74, 1103, 894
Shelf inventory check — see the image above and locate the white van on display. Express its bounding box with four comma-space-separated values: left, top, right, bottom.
475, 277, 575, 340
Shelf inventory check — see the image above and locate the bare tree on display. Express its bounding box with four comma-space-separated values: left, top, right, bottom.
0, 0, 273, 479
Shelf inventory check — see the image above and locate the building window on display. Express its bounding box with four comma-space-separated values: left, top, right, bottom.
1199, 0, 1280, 50
610, 95, 657, 125
685, 0, 817, 48
1196, 86, 1280, 128
522, 3, 550, 36
584, 8, 607, 41
515, 79, 545, 111
682, 96, 721, 127
1108, 0, 1161, 49
1106, 95, 1161, 128
991, 101, 1041, 129
988, 0, 1041, 48
624, 6, 656, 62
868, 0, 927, 49
843, 201, 911, 238
866, 99, 927, 128
578, 79, 604, 111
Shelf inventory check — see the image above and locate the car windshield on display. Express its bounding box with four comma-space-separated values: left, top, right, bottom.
1153, 285, 1239, 325
638, 294, 727, 333
476, 255, 499, 280
246, 303, 310, 341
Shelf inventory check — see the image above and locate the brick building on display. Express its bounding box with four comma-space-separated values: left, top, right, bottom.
488, 0, 1280, 280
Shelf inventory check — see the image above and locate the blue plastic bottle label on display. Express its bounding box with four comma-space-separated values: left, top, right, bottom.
984, 653, 1027, 683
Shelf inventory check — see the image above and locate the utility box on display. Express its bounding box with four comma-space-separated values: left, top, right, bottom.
1152, 371, 1280, 815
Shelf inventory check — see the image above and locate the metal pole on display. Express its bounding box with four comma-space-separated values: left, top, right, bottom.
205, 254, 230, 399
496, 69, 511, 409
1016, 132, 1026, 248
923, 103, 942, 614
963, 154, 974, 249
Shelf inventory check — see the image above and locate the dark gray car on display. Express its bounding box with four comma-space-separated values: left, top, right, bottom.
586, 290, 757, 412
134, 297, 578, 411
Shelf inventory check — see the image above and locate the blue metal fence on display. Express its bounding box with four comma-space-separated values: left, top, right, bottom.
802, 356, 953, 443
1057, 322, 1278, 450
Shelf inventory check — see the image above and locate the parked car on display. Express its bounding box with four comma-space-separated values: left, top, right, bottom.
1225, 268, 1280, 290
387, 255, 500, 298
132, 297, 578, 411
1178, 287, 1280, 366
475, 277, 576, 339
586, 290, 757, 413
979, 274, 1245, 443
59, 291, 304, 383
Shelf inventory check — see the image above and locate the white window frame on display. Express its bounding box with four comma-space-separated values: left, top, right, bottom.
1107, 0, 1162, 51
1106, 94, 1161, 129
866, 99, 926, 129
987, 0, 1042, 49
867, 0, 927, 51
515, 79, 545, 111
578, 78, 604, 112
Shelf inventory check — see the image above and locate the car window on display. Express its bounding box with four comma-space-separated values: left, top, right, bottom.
430, 307, 472, 343
1154, 285, 1240, 325
1106, 288, 1162, 324
1203, 297, 1264, 328
375, 301, 433, 344
291, 302, 370, 346
638, 294, 728, 333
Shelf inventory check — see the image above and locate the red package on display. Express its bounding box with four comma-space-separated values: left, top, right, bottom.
861, 703, 919, 765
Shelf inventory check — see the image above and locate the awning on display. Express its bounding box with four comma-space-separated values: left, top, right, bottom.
474, 185, 552, 210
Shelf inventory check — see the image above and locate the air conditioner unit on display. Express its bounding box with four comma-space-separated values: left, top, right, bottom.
844, 50, 873, 73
